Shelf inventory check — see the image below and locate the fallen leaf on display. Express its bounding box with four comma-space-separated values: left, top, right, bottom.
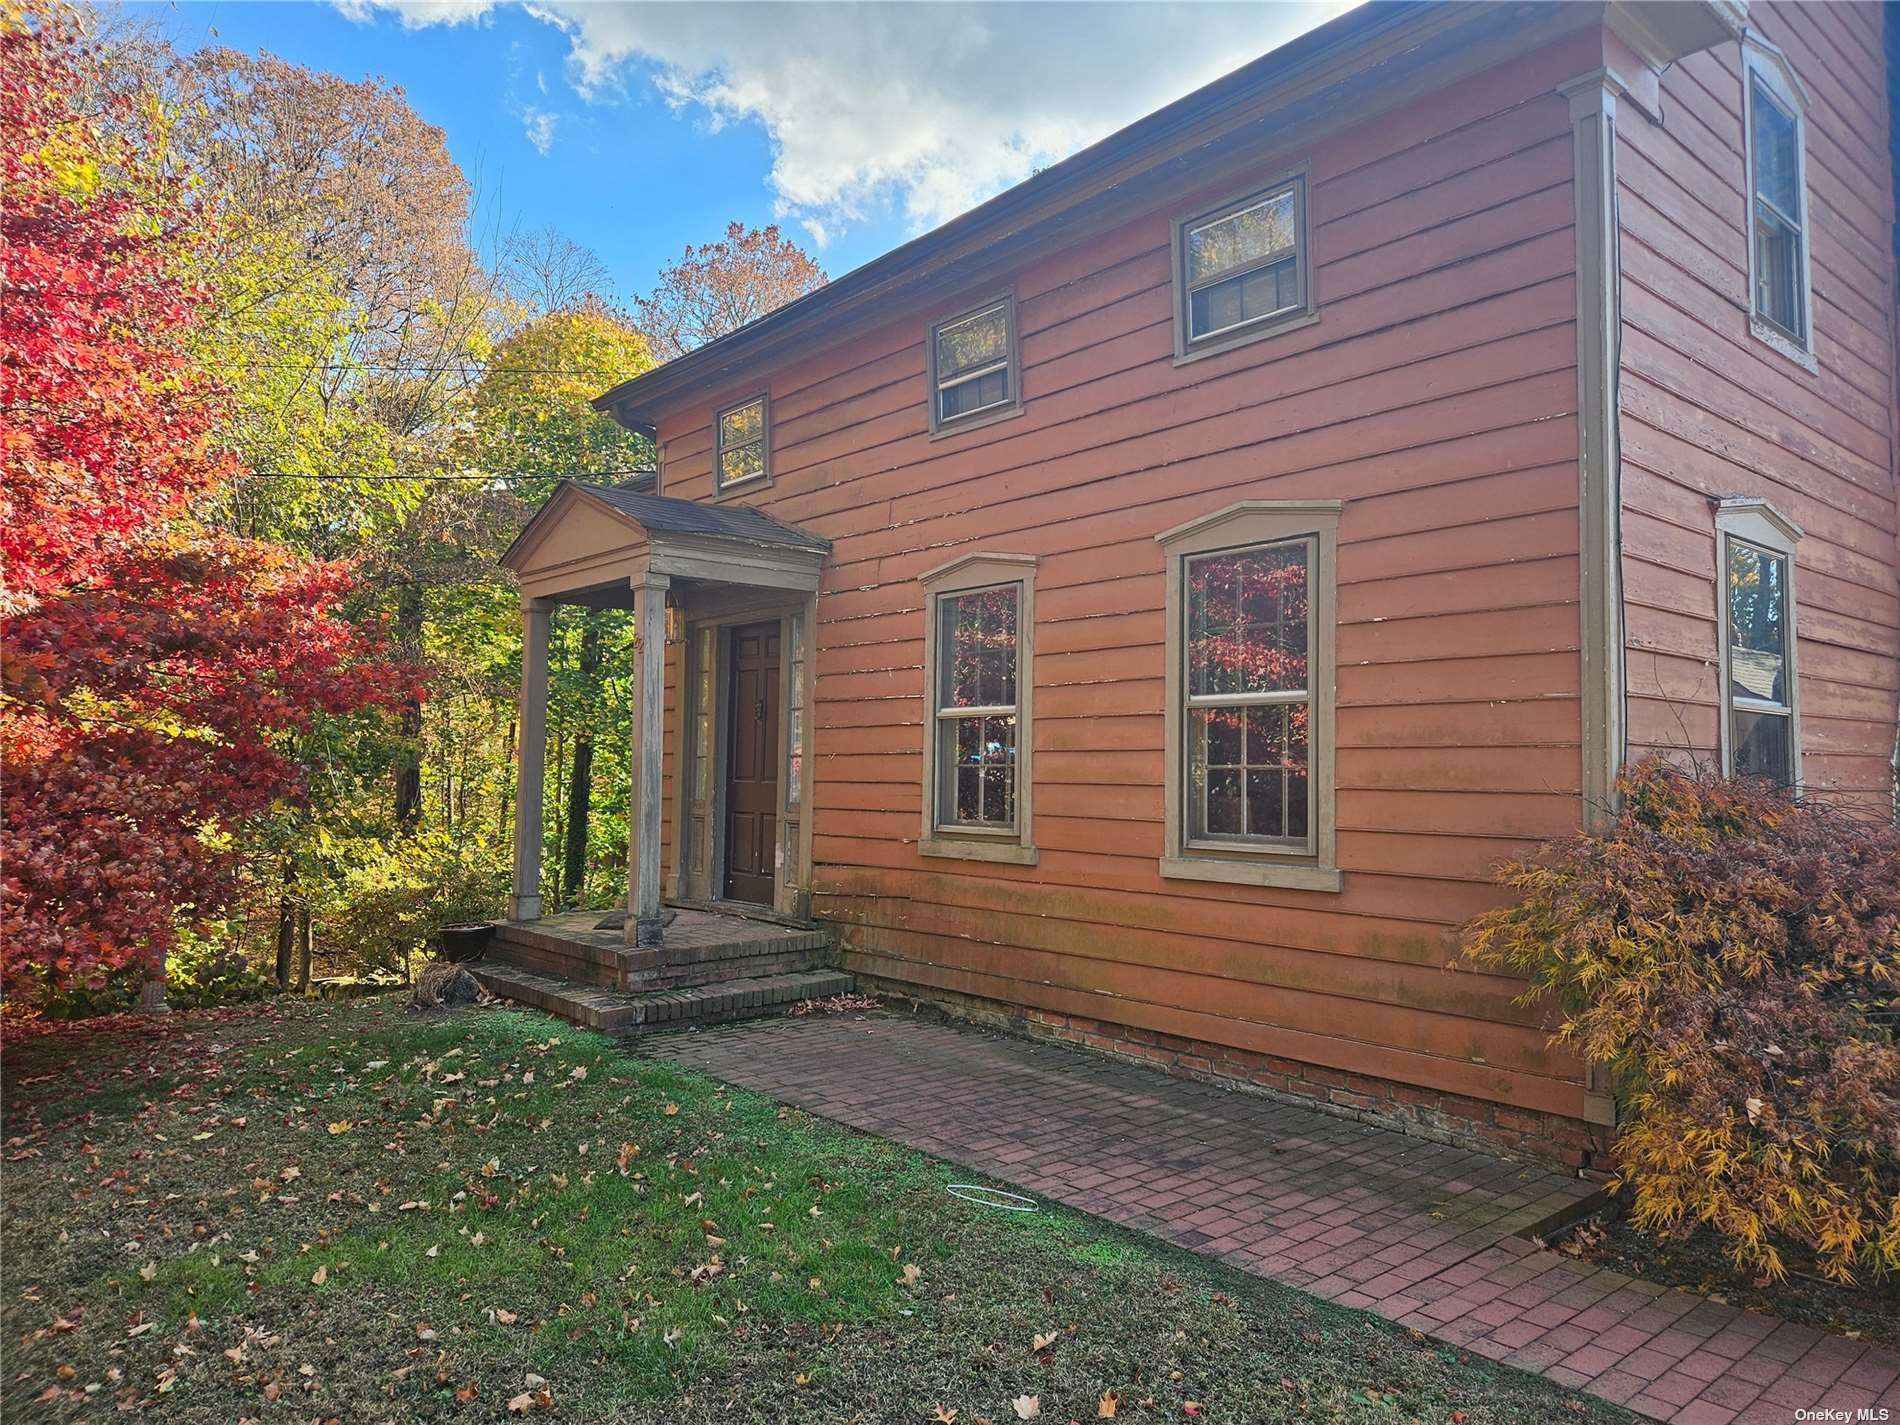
662, 1103, 679, 1117
900, 1263, 922, 1286
1183, 1405, 1201, 1418
933, 1408, 959, 1423
1031, 1331, 1058, 1353
309, 1266, 327, 1286
1098, 1390, 1120, 1418
139, 1261, 157, 1282
1012, 1395, 1040, 1420
327, 1121, 353, 1136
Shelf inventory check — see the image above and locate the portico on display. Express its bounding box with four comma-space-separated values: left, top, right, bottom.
499, 481, 827, 949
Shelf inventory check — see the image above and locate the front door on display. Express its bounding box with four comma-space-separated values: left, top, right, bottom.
723, 621, 781, 904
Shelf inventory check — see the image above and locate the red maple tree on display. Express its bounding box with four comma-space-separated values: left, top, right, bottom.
1, 12, 412, 995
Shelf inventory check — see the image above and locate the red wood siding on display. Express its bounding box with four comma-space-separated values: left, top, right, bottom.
646, 32, 1606, 1121
1616, 2, 1899, 804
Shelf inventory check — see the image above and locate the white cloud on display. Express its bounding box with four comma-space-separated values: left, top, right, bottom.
334, 0, 497, 28
521, 105, 558, 154
338, 1, 1357, 241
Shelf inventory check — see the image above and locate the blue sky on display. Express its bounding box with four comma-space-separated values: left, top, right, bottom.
138, 1, 1352, 304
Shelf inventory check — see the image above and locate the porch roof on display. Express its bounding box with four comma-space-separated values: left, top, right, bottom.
502, 480, 829, 573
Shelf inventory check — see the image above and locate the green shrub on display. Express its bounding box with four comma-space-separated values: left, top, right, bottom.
1461, 757, 1900, 1284
16, 931, 273, 1020
319, 830, 507, 972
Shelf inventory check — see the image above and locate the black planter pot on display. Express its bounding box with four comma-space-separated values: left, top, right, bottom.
437, 923, 495, 963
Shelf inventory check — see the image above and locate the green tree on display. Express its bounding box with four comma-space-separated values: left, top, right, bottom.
466, 302, 656, 907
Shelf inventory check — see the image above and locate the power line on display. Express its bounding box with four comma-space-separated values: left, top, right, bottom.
198, 361, 644, 376
232, 467, 654, 484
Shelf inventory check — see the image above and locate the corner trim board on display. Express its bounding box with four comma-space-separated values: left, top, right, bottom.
1559, 68, 1627, 829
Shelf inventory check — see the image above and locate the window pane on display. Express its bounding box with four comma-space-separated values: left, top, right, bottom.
936, 304, 1010, 381
1754, 205, 1803, 338
1187, 542, 1308, 697
1188, 701, 1309, 843
939, 365, 1011, 422
1188, 255, 1299, 339
1732, 708, 1793, 783
691, 627, 715, 801
719, 398, 764, 450
942, 713, 1016, 827
1750, 80, 1800, 217
1727, 542, 1787, 705
1187, 188, 1296, 283
719, 440, 764, 486
939, 586, 1018, 709
785, 612, 805, 809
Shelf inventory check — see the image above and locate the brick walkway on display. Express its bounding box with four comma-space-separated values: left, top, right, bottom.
649, 1011, 1900, 1425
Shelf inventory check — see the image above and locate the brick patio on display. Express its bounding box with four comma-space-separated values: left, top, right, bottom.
648, 1010, 1900, 1425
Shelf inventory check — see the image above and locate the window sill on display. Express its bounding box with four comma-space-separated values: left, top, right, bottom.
1174, 308, 1319, 367
920, 836, 1038, 866
1748, 315, 1818, 374
927, 402, 1024, 442
711, 474, 771, 503
1159, 855, 1341, 892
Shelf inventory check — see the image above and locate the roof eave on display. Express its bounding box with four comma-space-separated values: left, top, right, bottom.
593, 0, 1459, 428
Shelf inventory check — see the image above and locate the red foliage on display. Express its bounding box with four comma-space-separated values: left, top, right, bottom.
1, 13, 413, 993
0, 14, 222, 606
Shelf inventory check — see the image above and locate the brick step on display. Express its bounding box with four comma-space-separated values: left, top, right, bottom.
494, 921, 624, 965
486, 936, 622, 989
470, 961, 854, 1037
623, 942, 833, 991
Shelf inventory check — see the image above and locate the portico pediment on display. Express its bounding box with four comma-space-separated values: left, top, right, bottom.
502, 481, 828, 603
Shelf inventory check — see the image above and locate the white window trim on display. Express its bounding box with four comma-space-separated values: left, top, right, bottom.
1740, 35, 1816, 373
713, 392, 771, 497
918, 553, 1038, 864
1171, 164, 1318, 366
1158, 500, 1340, 892
1715, 497, 1804, 787
926, 294, 1024, 438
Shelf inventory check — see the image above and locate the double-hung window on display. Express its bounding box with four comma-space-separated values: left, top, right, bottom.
918, 554, 1037, 864
929, 297, 1020, 433
1174, 171, 1315, 360
1185, 541, 1313, 847
1742, 38, 1814, 367
1717, 499, 1803, 786
1158, 501, 1339, 891
715, 394, 769, 491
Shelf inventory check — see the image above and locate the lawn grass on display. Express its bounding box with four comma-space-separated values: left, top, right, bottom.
1, 999, 1627, 1423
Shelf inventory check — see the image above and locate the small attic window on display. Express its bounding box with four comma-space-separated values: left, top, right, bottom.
715, 394, 768, 490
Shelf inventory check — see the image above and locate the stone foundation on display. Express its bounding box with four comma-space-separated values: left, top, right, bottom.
851, 973, 1611, 1175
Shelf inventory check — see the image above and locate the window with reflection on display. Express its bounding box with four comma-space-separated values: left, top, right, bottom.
934, 585, 1020, 829
1185, 540, 1312, 847
931, 300, 1015, 429
1726, 538, 1794, 783
1180, 178, 1306, 349
716, 395, 767, 488
1748, 76, 1805, 344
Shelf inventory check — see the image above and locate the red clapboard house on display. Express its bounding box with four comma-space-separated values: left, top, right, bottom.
483, 0, 1899, 1170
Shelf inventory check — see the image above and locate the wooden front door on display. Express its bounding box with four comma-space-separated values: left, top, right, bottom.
723, 622, 781, 904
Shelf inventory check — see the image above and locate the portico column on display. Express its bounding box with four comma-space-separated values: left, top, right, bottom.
627, 573, 670, 947
511, 597, 553, 921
